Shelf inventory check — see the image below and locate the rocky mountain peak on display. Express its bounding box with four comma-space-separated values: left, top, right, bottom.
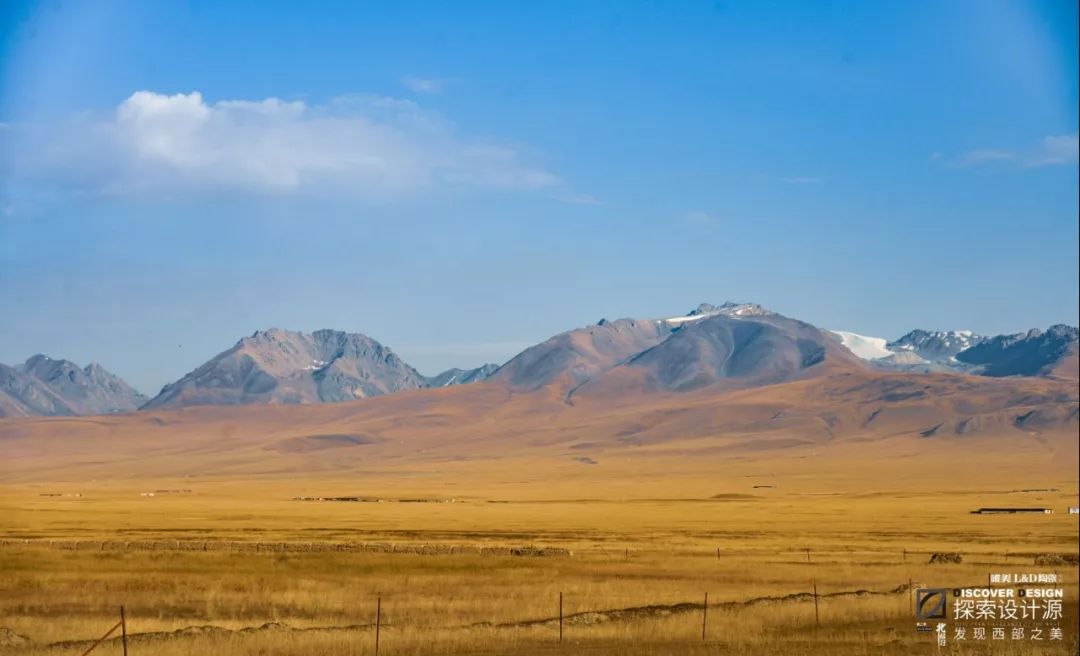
142, 327, 428, 409
0, 355, 146, 418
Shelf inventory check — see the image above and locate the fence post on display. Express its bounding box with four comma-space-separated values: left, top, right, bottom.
559, 592, 564, 643
805, 548, 811, 563
701, 592, 708, 640
908, 578, 913, 614
813, 580, 819, 627
375, 595, 381, 656
120, 606, 128, 656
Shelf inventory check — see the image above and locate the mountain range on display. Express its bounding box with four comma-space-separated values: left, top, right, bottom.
831, 325, 1079, 376
0, 355, 148, 418
141, 328, 430, 410
141, 329, 503, 411
1, 302, 1077, 418
492, 303, 861, 399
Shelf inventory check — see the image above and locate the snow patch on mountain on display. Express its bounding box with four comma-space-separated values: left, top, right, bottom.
663, 302, 773, 324
829, 331, 893, 360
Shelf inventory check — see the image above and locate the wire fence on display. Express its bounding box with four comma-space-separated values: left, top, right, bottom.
54, 581, 920, 656
74, 607, 127, 656
4, 539, 1073, 655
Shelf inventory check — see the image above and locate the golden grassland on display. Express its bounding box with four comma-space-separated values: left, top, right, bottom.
1, 473, 1077, 656
1, 374, 1077, 654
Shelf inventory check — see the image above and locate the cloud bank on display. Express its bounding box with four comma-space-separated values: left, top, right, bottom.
5, 91, 561, 198
948, 134, 1078, 169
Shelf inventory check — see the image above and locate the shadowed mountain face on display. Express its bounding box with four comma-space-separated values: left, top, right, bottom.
491, 303, 864, 395
956, 325, 1080, 378
832, 325, 1079, 379
142, 329, 428, 409
0, 356, 147, 418
618, 313, 861, 391
573, 312, 865, 398
0, 364, 72, 418
489, 302, 776, 391
886, 330, 985, 362
490, 317, 675, 390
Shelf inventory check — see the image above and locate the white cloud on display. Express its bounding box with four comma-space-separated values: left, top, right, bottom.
955, 149, 1015, 167
1025, 134, 1079, 167
401, 76, 448, 94
7, 90, 562, 198
946, 134, 1077, 169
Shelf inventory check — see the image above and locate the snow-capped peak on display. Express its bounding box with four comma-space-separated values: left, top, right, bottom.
886, 329, 986, 359
663, 302, 772, 324
830, 327, 991, 365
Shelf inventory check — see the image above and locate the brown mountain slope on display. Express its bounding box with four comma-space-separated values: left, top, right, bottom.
1, 365, 1075, 485
490, 318, 675, 391
572, 312, 865, 400
1047, 342, 1080, 379
491, 304, 866, 400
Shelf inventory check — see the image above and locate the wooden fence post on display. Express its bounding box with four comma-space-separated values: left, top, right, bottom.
375, 595, 381, 656
813, 580, 819, 627
120, 606, 128, 656
805, 548, 811, 563
701, 592, 708, 640
908, 578, 913, 614
559, 592, 564, 643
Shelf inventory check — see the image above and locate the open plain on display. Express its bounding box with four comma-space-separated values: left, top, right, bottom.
2, 370, 1078, 655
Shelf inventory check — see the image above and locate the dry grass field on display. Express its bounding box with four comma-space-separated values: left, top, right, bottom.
1, 375, 1078, 654
1, 474, 1077, 655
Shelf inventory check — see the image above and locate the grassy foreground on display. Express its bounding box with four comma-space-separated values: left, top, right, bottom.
0, 480, 1077, 655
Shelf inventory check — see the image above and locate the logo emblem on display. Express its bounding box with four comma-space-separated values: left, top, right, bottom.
916, 589, 948, 619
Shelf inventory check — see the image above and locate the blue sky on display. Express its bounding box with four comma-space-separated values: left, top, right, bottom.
1, 0, 1077, 394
